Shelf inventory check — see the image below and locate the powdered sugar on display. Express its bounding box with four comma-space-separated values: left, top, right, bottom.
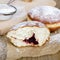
29, 6, 60, 23
12, 21, 45, 30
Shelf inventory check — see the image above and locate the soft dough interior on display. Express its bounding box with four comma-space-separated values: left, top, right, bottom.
7, 27, 50, 47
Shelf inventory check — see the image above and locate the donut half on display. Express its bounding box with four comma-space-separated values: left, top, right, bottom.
7, 21, 50, 47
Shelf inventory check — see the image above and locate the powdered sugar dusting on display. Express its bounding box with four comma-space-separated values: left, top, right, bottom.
29, 6, 60, 23
12, 21, 45, 30
50, 34, 60, 43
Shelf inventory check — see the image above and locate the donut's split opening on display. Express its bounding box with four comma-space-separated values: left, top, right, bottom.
23, 34, 38, 45
22, 0, 32, 2
7, 26, 50, 47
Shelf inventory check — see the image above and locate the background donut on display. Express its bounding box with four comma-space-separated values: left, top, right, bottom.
28, 6, 60, 31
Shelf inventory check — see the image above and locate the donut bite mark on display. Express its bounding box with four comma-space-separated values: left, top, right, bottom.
28, 6, 60, 32
23, 34, 38, 45
7, 21, 50, 47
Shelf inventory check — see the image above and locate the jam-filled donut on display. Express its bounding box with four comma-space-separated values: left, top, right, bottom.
7, 21, 50, 47
28, 6, 60, 31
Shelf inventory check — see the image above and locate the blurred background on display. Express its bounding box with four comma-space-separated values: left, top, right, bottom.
55, 0, 60, 8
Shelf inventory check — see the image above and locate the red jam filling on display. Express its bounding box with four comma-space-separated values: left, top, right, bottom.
23, 34, 38, 45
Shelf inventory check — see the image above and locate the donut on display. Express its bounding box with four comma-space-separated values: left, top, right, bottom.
7, 21, 50, 47
28, 6, 60, 31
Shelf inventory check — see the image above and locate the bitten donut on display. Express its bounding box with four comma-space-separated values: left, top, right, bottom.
28, 6, 60, 31
7, 21, 50, 47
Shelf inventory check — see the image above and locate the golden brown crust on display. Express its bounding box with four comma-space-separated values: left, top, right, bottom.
46, 23, 60, 32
